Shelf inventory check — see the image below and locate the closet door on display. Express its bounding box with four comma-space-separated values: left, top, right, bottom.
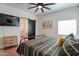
28, 20, 36, 40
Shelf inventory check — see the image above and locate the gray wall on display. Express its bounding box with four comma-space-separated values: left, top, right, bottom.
0, 4, 37, 48
37, 6, 79, 39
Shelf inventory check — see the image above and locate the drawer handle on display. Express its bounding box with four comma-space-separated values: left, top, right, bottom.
9, 40, 13, 41
9, 42, 13, 44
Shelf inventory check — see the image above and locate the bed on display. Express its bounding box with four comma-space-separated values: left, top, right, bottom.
16, 34, 79, 56
58, 34, 79, 56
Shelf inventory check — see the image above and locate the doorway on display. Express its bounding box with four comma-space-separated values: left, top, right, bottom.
20, 18, 28, 40
20, 18, 36, 40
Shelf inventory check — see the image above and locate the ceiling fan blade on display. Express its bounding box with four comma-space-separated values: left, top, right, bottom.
29, 3, 37, 5
43, 7, 51, 10
28, 6, 36, 9
35, 8, 39, 12
44, 3, 55, 6
41, 8, 44, 13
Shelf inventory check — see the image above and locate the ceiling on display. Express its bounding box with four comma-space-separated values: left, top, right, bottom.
3, 3, 79, 15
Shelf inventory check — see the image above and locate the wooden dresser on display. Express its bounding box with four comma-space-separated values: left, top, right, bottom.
3, 36, 18, 48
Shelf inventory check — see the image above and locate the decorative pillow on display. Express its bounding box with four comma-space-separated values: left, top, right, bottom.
65, 33, 75, 41
58, 37, 65, 46
74, 35, 79, 42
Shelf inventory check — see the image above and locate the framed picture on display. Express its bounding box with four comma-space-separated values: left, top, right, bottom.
42, 20, 52, 29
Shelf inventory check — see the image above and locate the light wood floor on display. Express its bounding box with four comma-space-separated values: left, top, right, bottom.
0, 46, 19, 56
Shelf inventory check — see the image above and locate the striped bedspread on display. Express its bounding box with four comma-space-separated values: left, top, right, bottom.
16, 36, 62, 56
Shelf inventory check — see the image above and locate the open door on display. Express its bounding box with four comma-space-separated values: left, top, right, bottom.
20, 18, 36, 40
20, 18, 28, 40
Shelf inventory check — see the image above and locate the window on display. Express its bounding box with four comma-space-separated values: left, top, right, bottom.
58, 20, 77, 35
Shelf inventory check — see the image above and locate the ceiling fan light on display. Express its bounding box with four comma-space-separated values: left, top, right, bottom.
38, 6, 42, 9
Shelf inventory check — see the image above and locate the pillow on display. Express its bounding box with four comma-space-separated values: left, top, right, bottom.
74, 35, 79, 42
58, 37, 65, 46
65, 33, 75, 41
74, 35, 79, 39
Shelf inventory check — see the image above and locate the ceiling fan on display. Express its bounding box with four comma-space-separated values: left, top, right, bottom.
28, 3, 55, 13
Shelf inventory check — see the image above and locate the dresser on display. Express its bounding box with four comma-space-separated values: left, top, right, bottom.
3, 36, 18, 48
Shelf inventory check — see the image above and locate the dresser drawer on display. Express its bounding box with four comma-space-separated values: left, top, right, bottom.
3, 36, 18, 47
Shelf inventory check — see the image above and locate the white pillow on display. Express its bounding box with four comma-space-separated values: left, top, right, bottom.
74, 35, 79, 40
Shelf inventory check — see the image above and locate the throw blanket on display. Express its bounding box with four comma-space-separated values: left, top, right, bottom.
16, 36, 62, 56
17, 34, 79, 56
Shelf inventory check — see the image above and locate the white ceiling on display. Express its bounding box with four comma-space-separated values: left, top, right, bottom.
3, 3, 79, 15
